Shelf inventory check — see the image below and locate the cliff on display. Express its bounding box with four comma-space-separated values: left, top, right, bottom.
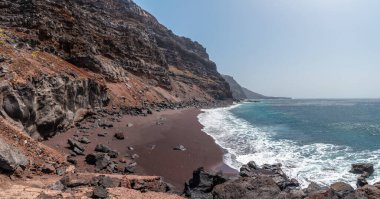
221, 75, 247, 99
0, 0, 232, 138
223, 75, 290, 100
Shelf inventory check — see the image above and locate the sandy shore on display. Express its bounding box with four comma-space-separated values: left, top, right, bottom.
44, 108, 237, 190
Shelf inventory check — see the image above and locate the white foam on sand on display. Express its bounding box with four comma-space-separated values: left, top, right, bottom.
198, 104, 380, 188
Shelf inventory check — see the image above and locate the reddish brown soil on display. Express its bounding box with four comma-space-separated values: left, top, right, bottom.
44, 109, 237, 190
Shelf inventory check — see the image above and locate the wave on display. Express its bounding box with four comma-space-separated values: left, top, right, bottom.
198, 104, 380, 188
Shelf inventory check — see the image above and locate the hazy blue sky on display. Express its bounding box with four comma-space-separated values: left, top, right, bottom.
134, 0, 380, 98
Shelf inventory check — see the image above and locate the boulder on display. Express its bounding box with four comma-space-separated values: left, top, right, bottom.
350, 163, 374, 176
95, 154, 111, 170
356, 184, 380, 199
92, 186, 109, 198
212, 176, 281, 199
330, 182, 354, 198
124, 160, 137, 173
60, 175, 89, 188
239, 161, 298, 190
0, 138, 28, 172
79, 137, 91, 144
95, 144, 111, 153
90, 175, 120, 188
184, 167, 228, 198
67, 138, 85, 152
86, 153, 112, 171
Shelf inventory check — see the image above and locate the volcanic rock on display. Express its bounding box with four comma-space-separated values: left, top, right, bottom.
0, 138, 28, 173
184, 167, 228, 198
212, 176, 281, 199
41, 163, 55, 174
95, 144, 112, 153
330, 182, 354, 198
79, 137, 91, 144
114, 133, 125, 140
357, 176, 368, 187
92, 186, 109, 198
67, 138, 85, 152
350, 163, 374, 176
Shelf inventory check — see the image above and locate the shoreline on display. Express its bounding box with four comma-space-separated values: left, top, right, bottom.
44, 108, 237, 191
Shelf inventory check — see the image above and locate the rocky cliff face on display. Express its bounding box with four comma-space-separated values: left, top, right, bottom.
0, 0, 231, 99
222, 75, 247, 100
223, 74, 290, 100
0, 0, 232, 138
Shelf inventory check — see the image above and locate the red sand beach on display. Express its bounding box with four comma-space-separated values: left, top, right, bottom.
44, 108, 237, 190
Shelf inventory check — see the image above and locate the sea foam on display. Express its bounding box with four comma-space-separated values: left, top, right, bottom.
198, 104, 380, 188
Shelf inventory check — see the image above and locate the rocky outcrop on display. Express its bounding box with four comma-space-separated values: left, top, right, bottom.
222, 75, 247, 100
0, 0, 231, 101
0, 0, 233, 138
0, 75, 109, 138
0, 138, 28, 173
184, 161, 380, 199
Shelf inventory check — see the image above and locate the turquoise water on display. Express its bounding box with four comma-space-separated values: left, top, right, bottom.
198, 99, 380, 188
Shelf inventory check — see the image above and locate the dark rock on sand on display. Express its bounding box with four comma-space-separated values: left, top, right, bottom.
86, 153, 112, 171
99, 121, 113, 129
124, 160, 137, 174
350, 163, 374, 176
97, 132, 106, 137
67, 156, 77, 165
93, 186, 109, 198
95, 144, 112, 153
79, 137, 91, 144
114, 133, 125, 140
73, 147, 85, 156
0, 138, 28, 172
95, 154, 112, 171
67, 138, 85, 153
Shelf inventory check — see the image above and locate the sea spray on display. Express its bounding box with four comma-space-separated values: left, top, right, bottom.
198, 100, 380, 188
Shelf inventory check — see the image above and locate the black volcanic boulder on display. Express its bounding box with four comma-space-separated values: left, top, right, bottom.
68, 138, 85, 154
350, 163, 374, 176
212, 176, 281, 199
95, 144, 111, 153
92, 186, 109, 198
240, 161, 299, 190
86, 153, 112, 171
184, 167, 228, 198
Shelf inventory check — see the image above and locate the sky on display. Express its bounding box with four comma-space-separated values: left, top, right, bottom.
134, 0, 380, 98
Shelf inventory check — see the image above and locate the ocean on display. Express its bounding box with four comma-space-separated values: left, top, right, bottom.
198, 99, 380, 188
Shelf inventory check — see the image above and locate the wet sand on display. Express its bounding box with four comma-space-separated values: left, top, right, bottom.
44, 108, 237, 190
